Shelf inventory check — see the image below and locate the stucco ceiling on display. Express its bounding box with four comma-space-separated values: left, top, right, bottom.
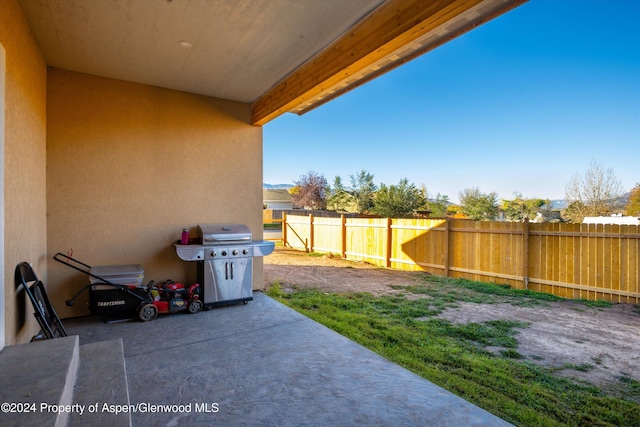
18, 0, 527, 125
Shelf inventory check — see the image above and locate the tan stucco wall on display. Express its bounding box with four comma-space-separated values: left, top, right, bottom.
1, 0, 266, 343
47, 70, 264, 318
1, 0, 49, 345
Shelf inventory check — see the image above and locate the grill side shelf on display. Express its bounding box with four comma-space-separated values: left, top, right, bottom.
173, 244, 204, 261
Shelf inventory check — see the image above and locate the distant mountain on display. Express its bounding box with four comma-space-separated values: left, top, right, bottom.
549, 192, 630, 211
263, 183, 294, 190
612, 192, 630, 210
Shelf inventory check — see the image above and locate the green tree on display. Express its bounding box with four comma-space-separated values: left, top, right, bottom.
423, 193, 450, 217
564, 160, 624, 222
625, 183, 640, 216
563, 201, 585, 223
537, 200, 561, 223
372, 179, 426, 218
326, 176, 352, 212
502, 193, 550, 222
458, 187, 499, 221
350, 169, 377, 214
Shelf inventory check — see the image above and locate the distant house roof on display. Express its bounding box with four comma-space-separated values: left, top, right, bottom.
263, 189, 292, 203
583, 216, 640, 225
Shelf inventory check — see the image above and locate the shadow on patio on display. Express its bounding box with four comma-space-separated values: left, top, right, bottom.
3, 292, 512, 426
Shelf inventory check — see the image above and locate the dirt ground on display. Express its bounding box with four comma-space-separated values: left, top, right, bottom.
263, 247, 640, 391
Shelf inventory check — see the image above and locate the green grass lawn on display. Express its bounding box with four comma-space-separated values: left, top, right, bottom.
265, 276, 640, 427
263, 223, 282, 230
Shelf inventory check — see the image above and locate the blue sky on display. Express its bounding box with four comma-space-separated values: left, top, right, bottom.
263, 0, 639, 203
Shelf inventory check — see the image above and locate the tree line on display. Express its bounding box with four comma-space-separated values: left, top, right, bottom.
288, 160, 639, 223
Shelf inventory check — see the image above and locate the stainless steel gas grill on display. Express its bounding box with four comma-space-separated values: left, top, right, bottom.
173, 223, 274, 308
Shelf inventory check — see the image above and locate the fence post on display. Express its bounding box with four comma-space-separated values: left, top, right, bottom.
282, 212, 288, 247
308, 213, 314, 252
386, 217, 392, 268
341, 214, 346, 258
523, 217, 530, 290
444, 217, 450, 277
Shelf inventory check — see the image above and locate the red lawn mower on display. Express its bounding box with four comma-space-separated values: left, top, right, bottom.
54, 252, 202, 322
147, 280, 203, 319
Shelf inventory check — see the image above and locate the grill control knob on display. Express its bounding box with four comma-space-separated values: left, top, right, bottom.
221, 250, 227, 256
211, 251, 217, 257
242, 249, 248, 255
232, 250, 238, 256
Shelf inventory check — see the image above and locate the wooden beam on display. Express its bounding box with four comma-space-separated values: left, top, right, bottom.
251, 0, 527, 125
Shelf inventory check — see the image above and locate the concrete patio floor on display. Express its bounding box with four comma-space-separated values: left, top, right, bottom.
63, 291, 513, 426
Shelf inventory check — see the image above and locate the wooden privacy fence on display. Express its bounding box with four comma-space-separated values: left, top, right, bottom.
282, 213, 640, 304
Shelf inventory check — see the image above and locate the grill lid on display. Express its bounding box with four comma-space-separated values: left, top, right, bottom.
198, 223, 251, 245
